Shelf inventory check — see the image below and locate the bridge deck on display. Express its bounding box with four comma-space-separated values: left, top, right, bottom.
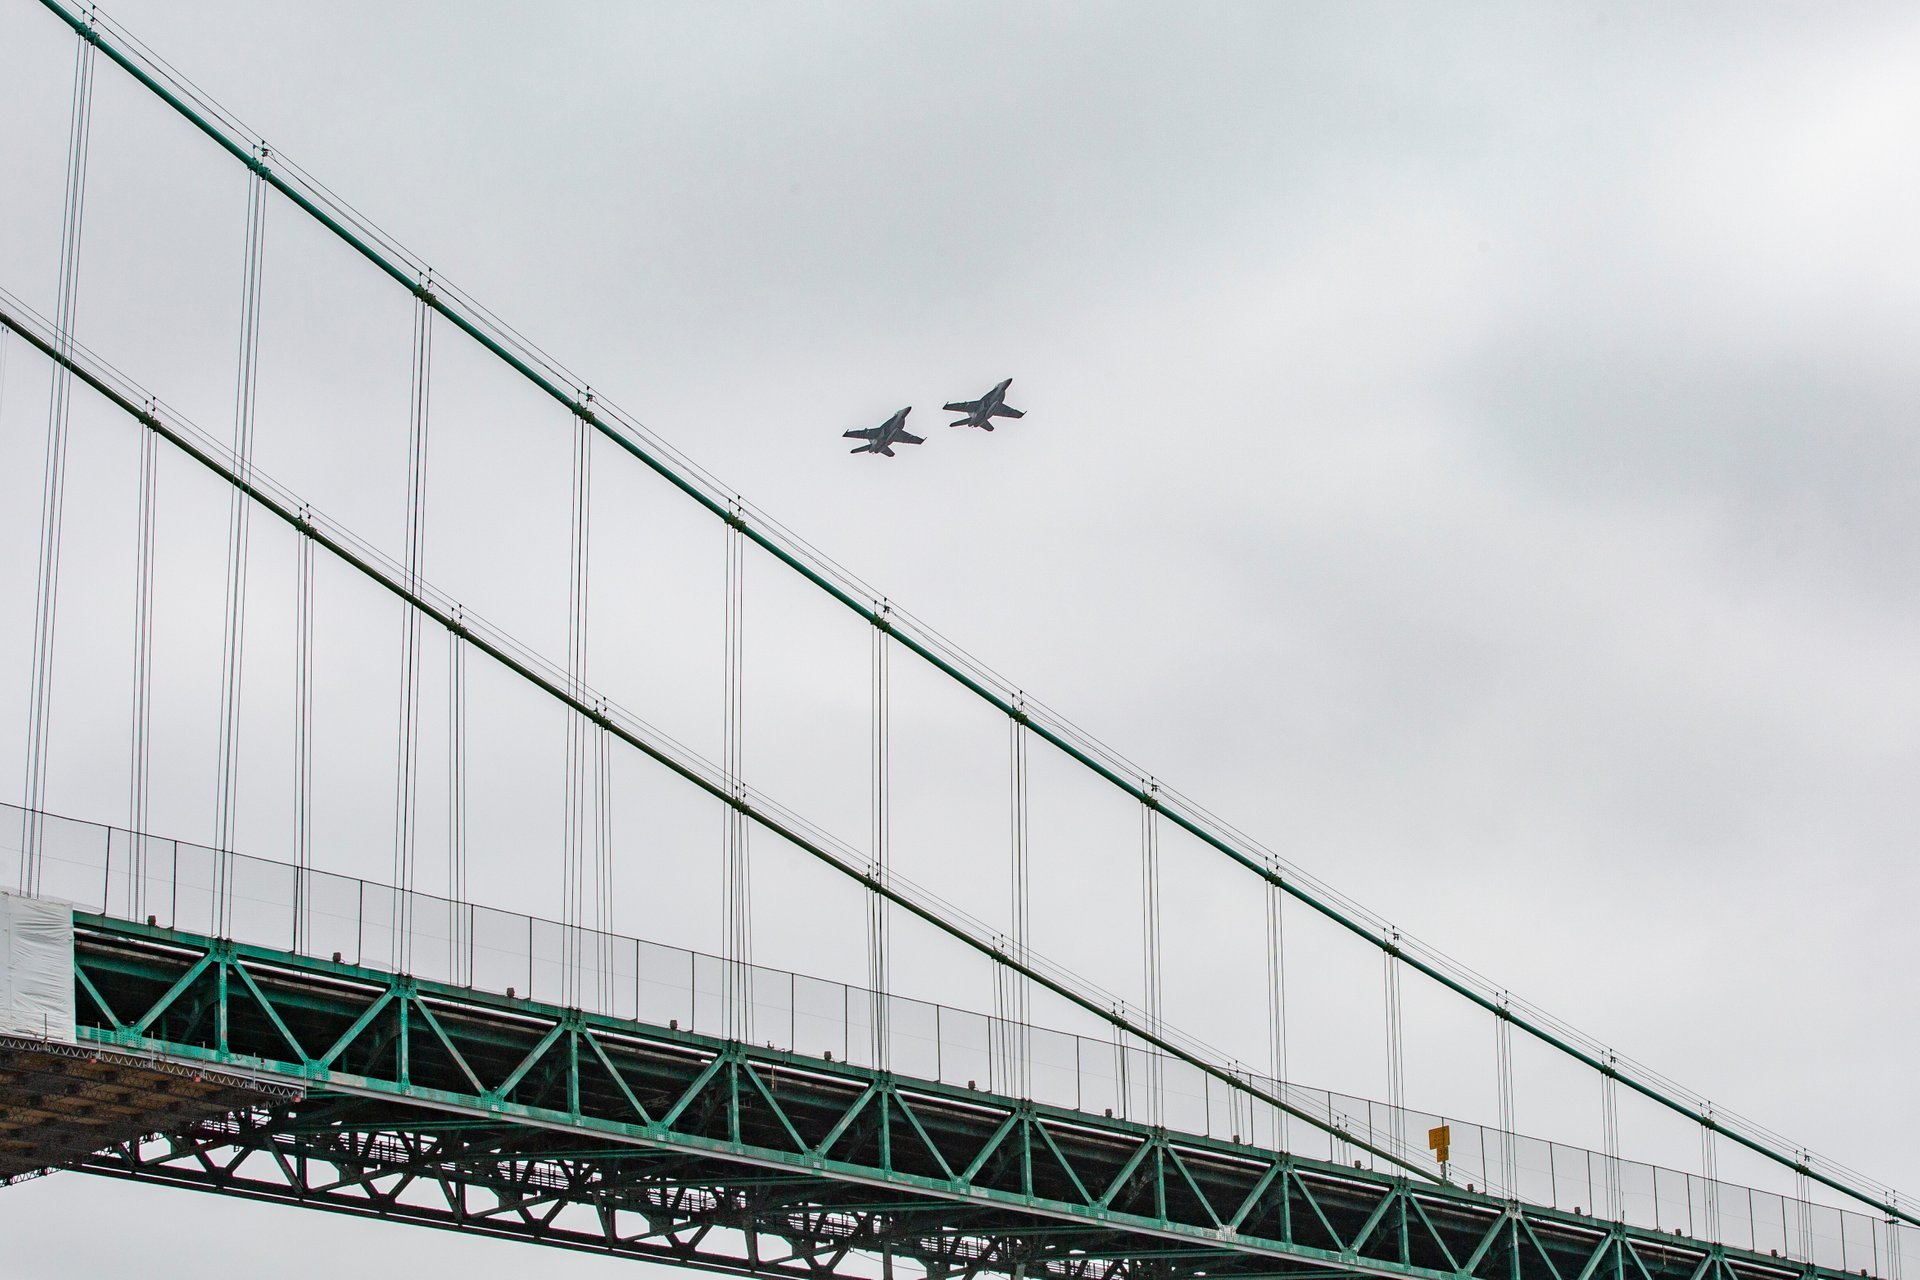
0, 1032, 298, 1182
38, 913, 1863, 1280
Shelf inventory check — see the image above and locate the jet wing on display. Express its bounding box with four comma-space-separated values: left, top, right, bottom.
942, 399, 983, 413
844, 427, 880, 440
992, 406, 1025, 419
896, 430, 925, 445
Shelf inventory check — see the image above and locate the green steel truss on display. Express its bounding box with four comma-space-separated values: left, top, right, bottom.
69, 915, 1843, 1280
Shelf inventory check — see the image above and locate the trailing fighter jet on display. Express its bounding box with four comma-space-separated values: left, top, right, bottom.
944, 378, 1024, 431
844, 407, 924, 457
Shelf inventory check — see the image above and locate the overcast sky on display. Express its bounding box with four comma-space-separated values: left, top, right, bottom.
2, 3, 1918, 1278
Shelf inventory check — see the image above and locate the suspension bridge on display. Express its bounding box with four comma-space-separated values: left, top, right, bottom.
0, 5, 1912, 1280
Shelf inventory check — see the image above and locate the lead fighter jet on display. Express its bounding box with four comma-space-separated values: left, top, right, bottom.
845, 407, 924, 457
944, 378, 1024, 431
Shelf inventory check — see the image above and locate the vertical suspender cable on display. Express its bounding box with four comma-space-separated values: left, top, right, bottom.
868, 604, 891, 1069
1700, 1102, 1720, 1240
127, 407, 159, 919
1796, 1149, 1815, 1261
993, 713, 1010, 1091
579, 416, 612, 1013
556, 396, 613, 1010
561, 402, 615, 1013
996, 702, 1032, 1098
21, 26, 96, 896
586, 438, 613, 1027
562, 403, 593, 1007
1601, 1050, 1622, 1219
1383, 930, 1407, 1154
447, 611, 468, 985
1495, 994, 1517, 1195
390, 286, 433, 971
292, 505, 315, 954
733, 509, 750, 1037
1140, 788, 1164, 1126
1891, 1196, 1905, 1280
212, 148, 269, 935
721, 500, 752, 1040
1265, 866, 1290, 1150
594, 692, 614, 1011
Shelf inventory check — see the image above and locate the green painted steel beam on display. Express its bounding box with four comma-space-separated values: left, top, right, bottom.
56, 915, 1885, 1280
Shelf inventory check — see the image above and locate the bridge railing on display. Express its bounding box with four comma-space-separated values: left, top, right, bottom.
4, 800, 1907, 1277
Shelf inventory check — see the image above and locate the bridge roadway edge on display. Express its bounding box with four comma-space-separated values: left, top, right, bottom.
7, 911, 1841, 1280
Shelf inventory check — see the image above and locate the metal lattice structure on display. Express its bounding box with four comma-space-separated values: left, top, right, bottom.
70, 914, 1852, 1280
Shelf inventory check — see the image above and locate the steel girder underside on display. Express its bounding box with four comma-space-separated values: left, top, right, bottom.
58, 915, 1847, 1280
0, 1034, 299, 1182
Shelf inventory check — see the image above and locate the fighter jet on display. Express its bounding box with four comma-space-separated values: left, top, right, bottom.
844, 408, 924, 457
944, 378, 1024, 431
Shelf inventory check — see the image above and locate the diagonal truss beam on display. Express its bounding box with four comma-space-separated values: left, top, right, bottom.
70, 1095, 1854, 1280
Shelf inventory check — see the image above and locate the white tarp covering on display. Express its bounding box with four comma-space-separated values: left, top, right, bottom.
0, 891, 76, 1042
